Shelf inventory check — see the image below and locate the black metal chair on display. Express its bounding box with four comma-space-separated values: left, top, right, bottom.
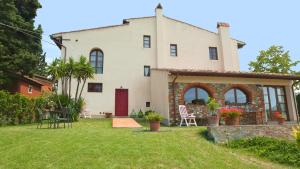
57, 106, 73, 128
36, 108, 50, 128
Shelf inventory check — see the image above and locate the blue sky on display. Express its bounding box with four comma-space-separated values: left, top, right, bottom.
35, 0, 300, 71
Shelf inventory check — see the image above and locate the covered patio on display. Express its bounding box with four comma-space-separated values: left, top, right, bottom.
150, 69, 300, 126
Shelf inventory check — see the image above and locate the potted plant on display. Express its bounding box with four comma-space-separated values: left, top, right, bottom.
105, 112, 112, 118
220, 107, 242, 125
206, 97, 220, 126
145, 111, 163, 131
274, 111, 285, 125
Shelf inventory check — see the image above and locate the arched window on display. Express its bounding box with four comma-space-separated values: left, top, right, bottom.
184, 87, 210, 105
89, 49, 103, 74
225, 88, 248, 105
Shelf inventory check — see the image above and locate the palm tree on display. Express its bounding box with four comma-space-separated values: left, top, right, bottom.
65, 57, 75, 99
46, 58, 62, 108
74, 56, 95, 103
57, 59, 67, 95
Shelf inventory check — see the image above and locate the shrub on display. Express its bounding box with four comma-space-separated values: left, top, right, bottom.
227, 137, 300, 167
0, 91, 36, 126
129, 110, 138, 118
144, 110, 153, 116
137, 109, 144, 118
145, 112, 163, 122
293, 126, 300, 147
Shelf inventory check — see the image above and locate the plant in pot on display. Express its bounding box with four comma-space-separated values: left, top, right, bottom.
220, 107, 242, 125
105, 112, 112, 118
206, 97, 220, 126
273, 111, 285, 125
145, 111, 163, 131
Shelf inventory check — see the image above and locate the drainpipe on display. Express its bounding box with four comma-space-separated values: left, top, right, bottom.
292, 80, 299, 123
172, 73, 178, 125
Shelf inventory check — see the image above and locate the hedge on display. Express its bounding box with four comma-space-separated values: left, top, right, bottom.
0, 90, 37, 125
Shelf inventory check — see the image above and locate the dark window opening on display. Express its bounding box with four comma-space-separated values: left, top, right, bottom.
88, 83, 103, 92
28, 85, 33, 93
170, 44, 177, 56
209, 47, 218, 60
146, 102, 150, 107
143, 35, 151, 48
144, 66, 150, 77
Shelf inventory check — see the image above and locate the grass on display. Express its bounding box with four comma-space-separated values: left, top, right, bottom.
0, 119, 295, 169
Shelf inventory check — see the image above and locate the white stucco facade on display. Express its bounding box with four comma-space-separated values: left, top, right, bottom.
52, 4, 299, 123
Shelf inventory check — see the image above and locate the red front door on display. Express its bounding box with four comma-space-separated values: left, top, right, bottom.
115, 89, 128, 116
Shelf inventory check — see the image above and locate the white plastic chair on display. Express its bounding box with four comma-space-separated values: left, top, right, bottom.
179, 105, 197, 126
82, 108, 92, 118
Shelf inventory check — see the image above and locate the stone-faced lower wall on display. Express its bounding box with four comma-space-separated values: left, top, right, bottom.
168, 82, 265, 125
207, 125, 296, 143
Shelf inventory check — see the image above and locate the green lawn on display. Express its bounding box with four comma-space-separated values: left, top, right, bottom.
0, 119, 295, 169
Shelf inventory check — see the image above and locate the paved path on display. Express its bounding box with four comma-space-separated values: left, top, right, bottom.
112, 118, 142, 128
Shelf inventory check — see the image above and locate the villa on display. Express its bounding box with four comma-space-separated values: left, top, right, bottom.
51, 4, 300, 125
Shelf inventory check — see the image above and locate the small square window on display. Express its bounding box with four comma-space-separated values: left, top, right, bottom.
170, 44, 177, 56
209, 47, 218, 60
146, 102, 150, 107
28, 85, 33, 93
88, 83, 102, 92
144, 66, 150, 77
143, 35, 151, 48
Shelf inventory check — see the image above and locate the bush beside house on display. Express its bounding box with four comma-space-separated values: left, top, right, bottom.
0, 90, 84, 126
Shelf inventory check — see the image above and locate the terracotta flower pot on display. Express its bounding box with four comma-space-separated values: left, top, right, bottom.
277, 117, 285, 125
105, 112, 112, 118
149, 121, 160, 131
207, 115, 219, 126
225, 117, 240, 125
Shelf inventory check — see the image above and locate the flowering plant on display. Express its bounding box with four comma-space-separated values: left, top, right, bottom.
273, 111, 283, 119
220, 107, 243, 118
292, 126, 300, 147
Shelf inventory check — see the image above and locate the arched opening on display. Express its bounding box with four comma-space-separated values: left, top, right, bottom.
224, 88, 248, 105
89, 48, 103, 74
184, 87, 210, 105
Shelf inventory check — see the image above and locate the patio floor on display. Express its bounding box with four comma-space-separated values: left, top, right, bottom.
112, 118, 142, 128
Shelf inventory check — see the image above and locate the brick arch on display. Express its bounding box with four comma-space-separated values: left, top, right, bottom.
180, 83, 216, 105
222, 84, 253, 104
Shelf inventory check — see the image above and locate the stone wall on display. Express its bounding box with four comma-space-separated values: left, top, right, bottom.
207, 125, 296, 143
168, 82, 265, 125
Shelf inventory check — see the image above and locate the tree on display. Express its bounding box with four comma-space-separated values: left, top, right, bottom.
46, 58, 62, 108
249, 45, 299, 73
48, 56, 94, 104
0, 0, 47, 86
249, 45, 300, 91
65, 57, 75, 99
74, 56, 95, 102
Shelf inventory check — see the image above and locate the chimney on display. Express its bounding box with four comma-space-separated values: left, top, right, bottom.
155, 3, 164, 68
217, 22, 237, 71
155, 3, 163, 17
